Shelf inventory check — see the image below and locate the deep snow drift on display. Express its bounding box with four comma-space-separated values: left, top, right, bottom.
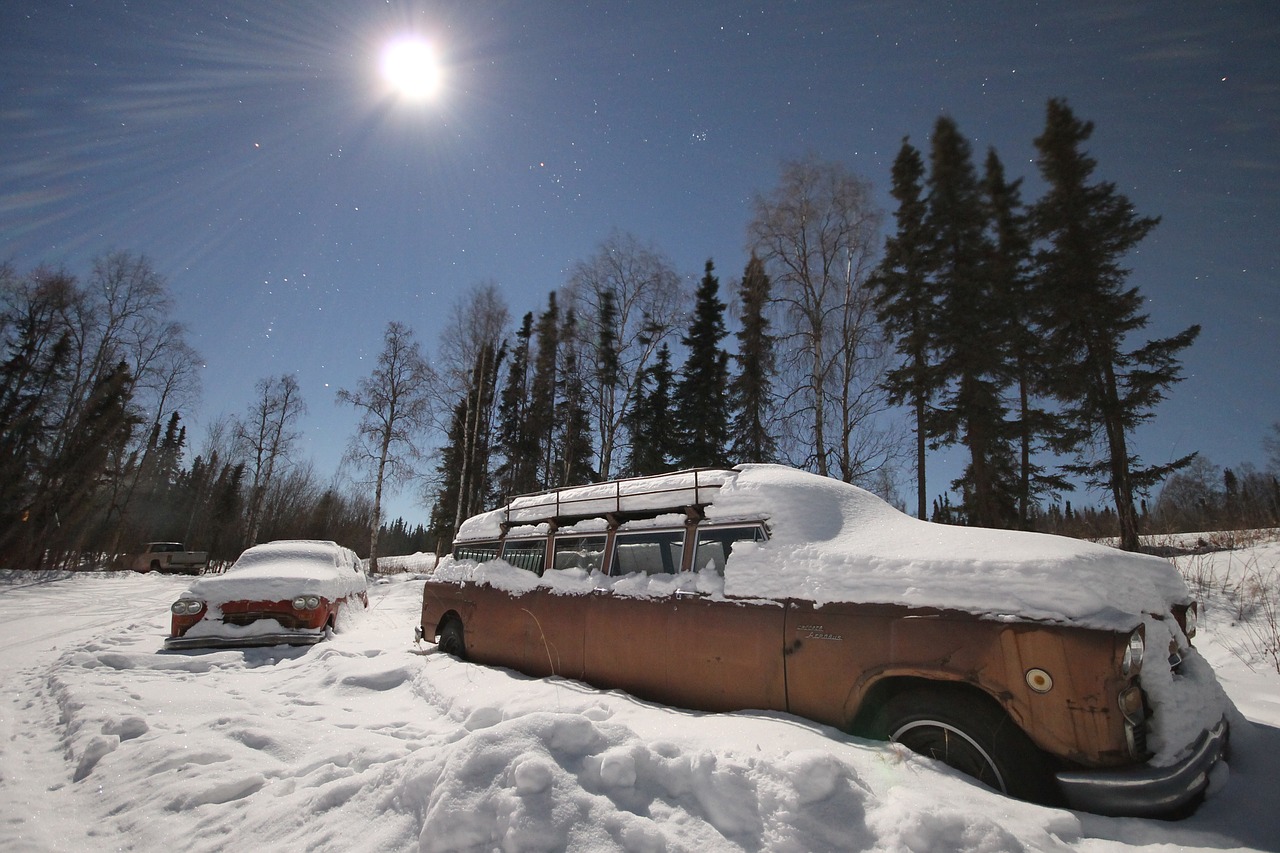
0, 540, 1277, 852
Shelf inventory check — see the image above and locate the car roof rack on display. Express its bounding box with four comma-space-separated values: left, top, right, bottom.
502, 468, 737, 527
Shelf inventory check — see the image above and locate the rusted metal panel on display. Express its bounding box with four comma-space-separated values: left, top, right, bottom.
422, 578, 1138, 771
998, 627, 1134, 767
661, 594, 786, 712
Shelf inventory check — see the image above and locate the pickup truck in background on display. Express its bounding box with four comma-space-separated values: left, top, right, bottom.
127, 542, 208, 575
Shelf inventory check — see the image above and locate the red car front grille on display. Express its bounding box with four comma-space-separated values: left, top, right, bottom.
221, 610, 309, 629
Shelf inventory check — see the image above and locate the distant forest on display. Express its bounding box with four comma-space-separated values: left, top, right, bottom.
3, 99, 1278, 570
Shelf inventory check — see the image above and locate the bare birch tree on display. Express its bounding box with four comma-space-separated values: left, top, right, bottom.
565, 231, 685, 479
236, 374, 306, 547
748, 156, 902, 484
338, 321, 434, 572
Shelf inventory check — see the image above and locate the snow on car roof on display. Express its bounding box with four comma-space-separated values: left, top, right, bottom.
181, 540, 365, 604
449, 465, 1190, 630
707, 465, 1190, 629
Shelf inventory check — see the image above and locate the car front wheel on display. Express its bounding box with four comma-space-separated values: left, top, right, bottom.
873, 687, 1059, 805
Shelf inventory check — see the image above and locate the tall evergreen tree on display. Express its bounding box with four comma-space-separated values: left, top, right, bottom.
208, 461, 245, 562
673, 260, 731, 468
427, 398, 468, 553
494, 312, 538, 499
624, 344, 676, 475
555, 310, 596, 485
982, 148, 1069, 528
727, 253, 778, 464
926, 116, 1018, 528
31, 361, 138, 567
1031, 98, 1201, 551
527, 293, 560, 489
873, 139, 938, 519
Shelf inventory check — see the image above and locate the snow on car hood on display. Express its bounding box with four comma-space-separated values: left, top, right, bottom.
181, 540, 366, 604
709, 465, 1191, 630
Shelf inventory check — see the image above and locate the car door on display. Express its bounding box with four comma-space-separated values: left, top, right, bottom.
582, 528, 681, 701
664, 524, 787, 713
582, 524, 788, 714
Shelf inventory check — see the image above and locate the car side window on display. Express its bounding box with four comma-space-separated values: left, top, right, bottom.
611, 529, 685, 576
693, 525, 766, 576
552, 535, 608, 572
455, 540, 501, 563
500, 538, 547, 574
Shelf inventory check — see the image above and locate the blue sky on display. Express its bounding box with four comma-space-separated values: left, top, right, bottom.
3, 1, 1277, 523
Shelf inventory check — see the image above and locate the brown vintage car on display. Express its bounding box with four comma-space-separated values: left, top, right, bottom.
417, 465, 1229, 816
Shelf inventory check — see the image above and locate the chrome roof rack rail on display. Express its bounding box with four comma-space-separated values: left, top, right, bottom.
502, 467, 737, 526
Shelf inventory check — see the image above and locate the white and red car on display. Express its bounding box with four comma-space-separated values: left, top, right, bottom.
165, 540, 368, 650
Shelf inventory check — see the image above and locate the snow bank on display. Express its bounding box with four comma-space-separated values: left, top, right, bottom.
2, 567, 1277, 852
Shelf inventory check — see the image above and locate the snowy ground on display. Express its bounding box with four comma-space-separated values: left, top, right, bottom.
1, 545, 1277, 853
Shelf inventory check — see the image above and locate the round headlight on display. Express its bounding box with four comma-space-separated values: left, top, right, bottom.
292, 595, 321, 610
1121, 628, 1145, 676
171, 599, 203, 615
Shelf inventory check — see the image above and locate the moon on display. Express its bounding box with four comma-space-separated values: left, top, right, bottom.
380, 37, 440, 100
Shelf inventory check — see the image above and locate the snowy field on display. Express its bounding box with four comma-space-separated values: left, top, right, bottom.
1, 544, 1278, 853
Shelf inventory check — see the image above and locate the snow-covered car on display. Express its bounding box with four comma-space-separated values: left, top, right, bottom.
166, 540, 368, 650
124, 541, 208, 575
417, 464, 1231, 817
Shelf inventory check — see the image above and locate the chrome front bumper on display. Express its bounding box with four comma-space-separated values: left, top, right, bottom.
163, 630, 326, 651
1055, 717, 1229, 817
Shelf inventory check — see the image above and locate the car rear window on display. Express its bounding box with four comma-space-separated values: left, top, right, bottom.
455, 540, 501, 563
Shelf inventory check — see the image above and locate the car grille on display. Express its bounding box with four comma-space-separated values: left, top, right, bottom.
222, 611, 306, 629
1130, 710, 1150, 758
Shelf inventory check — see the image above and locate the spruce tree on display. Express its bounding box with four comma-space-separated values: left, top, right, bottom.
527, 293, 560, 488
624, 344, 676, 475
494, 312, 537, 498
982, 148, 1069, 528
1031, 98, 1200, 551
873, 139, 937, 519
673, 260, 731, 468
926, 116, 1018, 528
555, 310, 596, 486
427, 398, 468, 553
728, 253, 777, 464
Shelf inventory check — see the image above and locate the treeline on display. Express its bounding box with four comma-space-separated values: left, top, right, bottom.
422, 99, 1206, 552
1147, 453, 1280, 535
0, 255, 374, 568
3, 99, 1243, 568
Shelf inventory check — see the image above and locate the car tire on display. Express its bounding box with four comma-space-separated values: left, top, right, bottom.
149, 560, 161, 572
438, 618, 466, 659
873, 687, 1060, 805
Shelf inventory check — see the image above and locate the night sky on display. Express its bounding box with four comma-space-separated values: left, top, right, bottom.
3, 1, 1277, 522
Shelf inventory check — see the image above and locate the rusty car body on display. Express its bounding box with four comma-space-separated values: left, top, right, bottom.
417, 465, 1228, 816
